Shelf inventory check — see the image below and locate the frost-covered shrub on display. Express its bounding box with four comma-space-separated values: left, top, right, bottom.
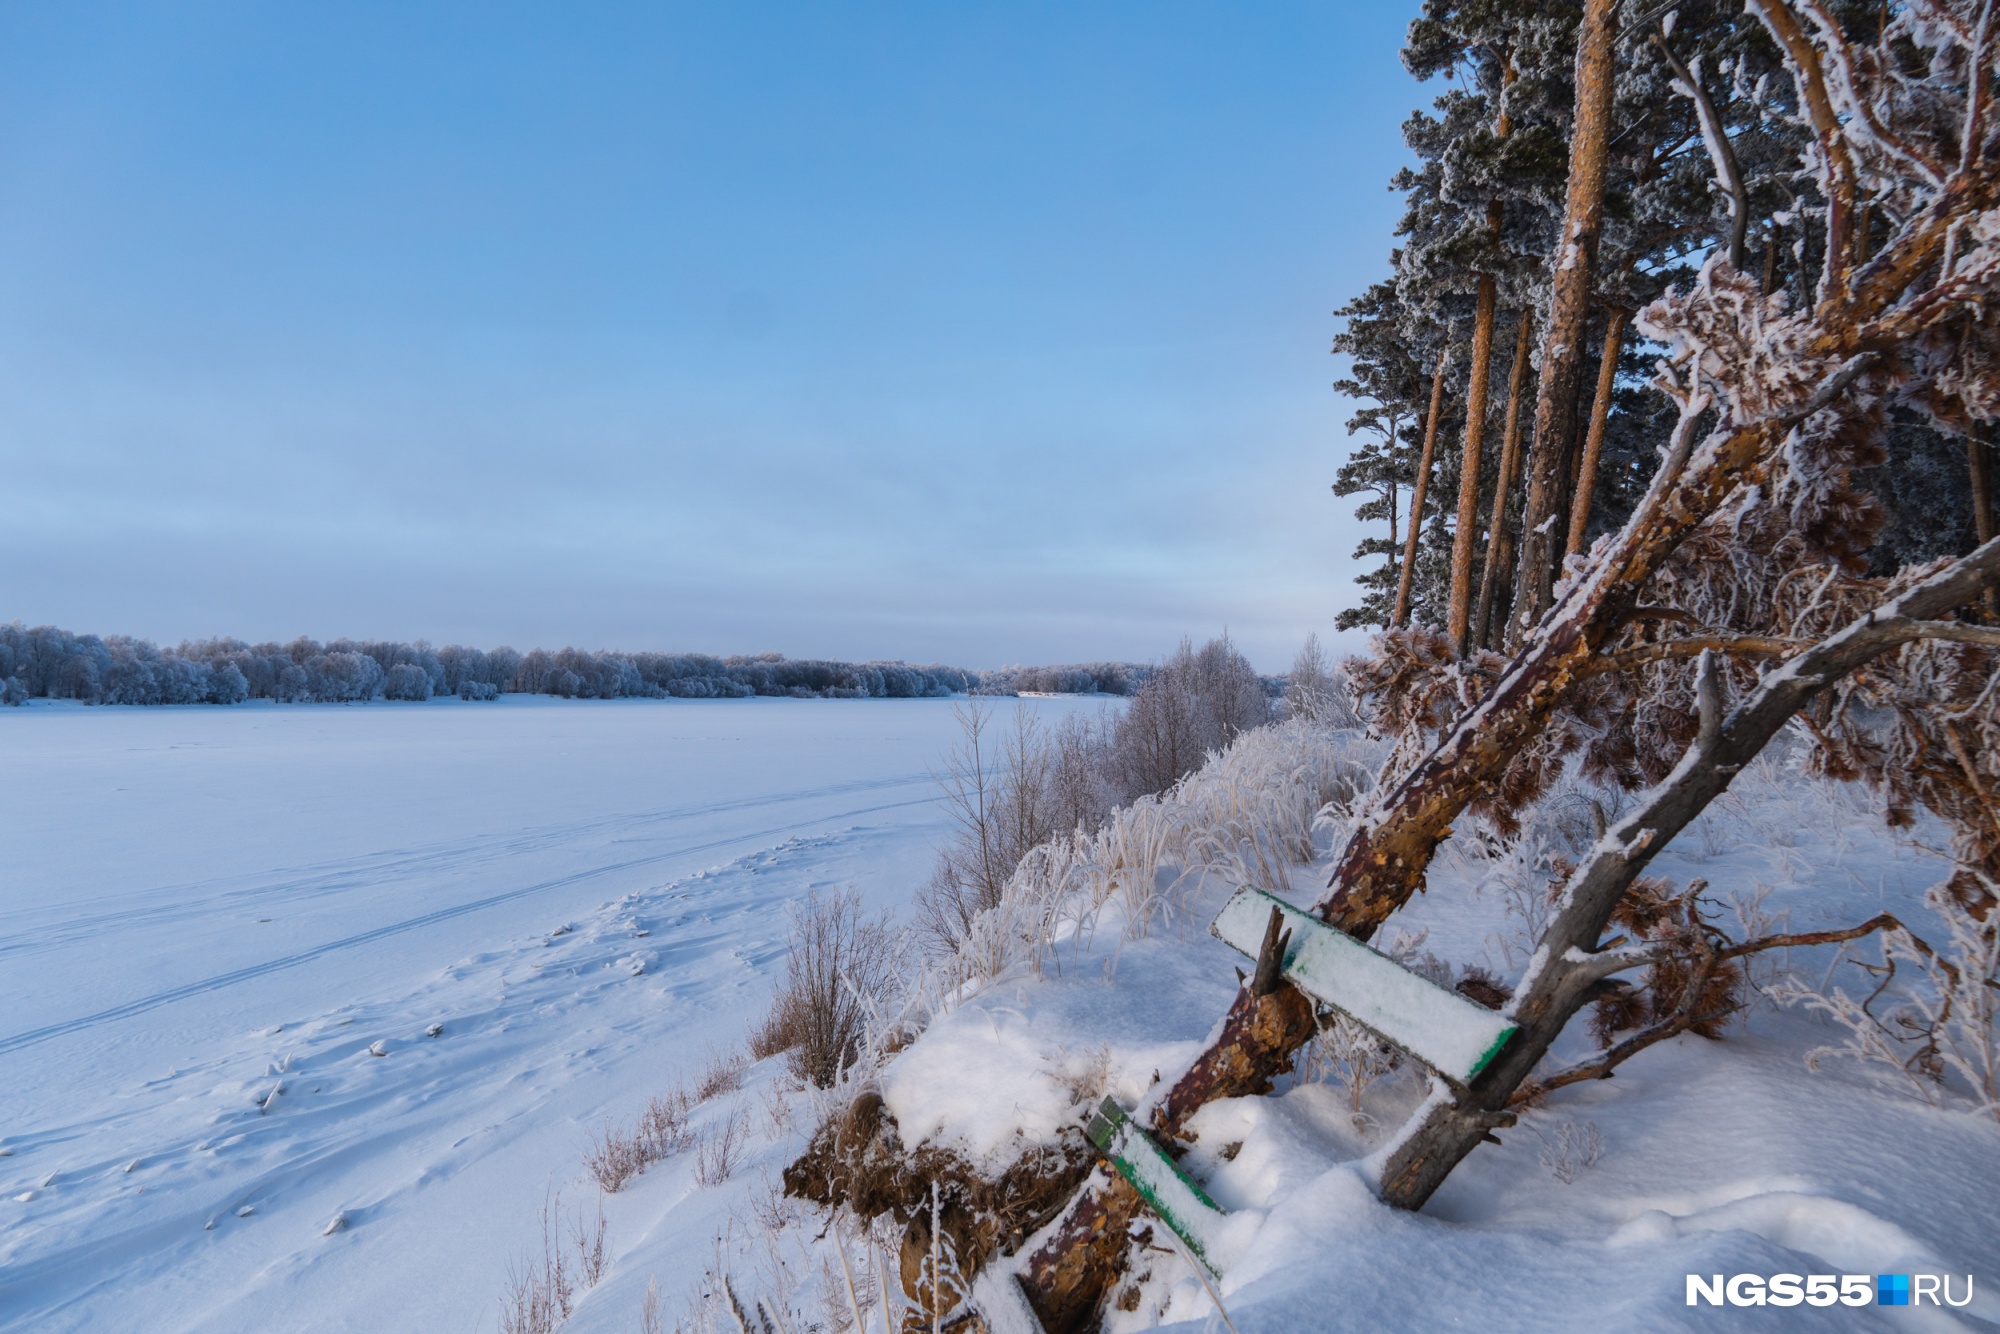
940, 716, 1385, 988
1778, 874, 2000, 1119
306, 651, 383, 702
1283, 633, 1361, 728
209, 662, 250, 704
758, 891, 902, 1088
915, 704, 1117, 960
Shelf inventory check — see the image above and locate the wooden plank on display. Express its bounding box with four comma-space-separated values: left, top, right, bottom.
1083, 1097, 1227, 1275
1210, 886, 1517, 1084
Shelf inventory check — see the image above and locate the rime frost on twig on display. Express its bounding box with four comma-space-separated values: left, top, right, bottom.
1777, 874, 2000, 1119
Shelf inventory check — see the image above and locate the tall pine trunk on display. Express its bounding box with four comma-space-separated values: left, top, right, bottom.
1508, 0, 1619, 644
1973, 429, 1997, 616
1565, 307, 1630, 558
1448, 271, 1500, 652
1392, 346, 1450, 628
1447, 70, 1513, 653
1474, 309, 1534, 649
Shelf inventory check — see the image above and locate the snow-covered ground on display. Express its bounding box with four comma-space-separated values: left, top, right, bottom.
862, 726, 2000, 1334
8, 701, 1998, 1333
0, 695, 1105, 1333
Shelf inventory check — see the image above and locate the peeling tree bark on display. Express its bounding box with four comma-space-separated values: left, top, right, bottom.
1017, 1169, 1146, 1334
1393, 347, 1452, 629
1511, 0, 1620, 642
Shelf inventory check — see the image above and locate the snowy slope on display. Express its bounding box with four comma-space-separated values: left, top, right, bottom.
0, 695, 1103, 1332
837, 729, 2000, 1334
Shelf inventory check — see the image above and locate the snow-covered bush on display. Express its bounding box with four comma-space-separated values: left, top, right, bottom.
382, 662, 433, 701
914, 703, 1119, 959
1282, 631, 1360, 728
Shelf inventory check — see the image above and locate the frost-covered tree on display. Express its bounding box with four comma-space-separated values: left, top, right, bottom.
1327, 0, 1986, 649
0, 621, 996, 706
1109, 634, 1272, 798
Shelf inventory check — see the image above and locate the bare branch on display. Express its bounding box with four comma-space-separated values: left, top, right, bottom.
1695, 647, 1725, 755
1519, 913, 1903, 1102
1746, 0, 1861, 297
1653, 34, 1748, 269
1590, 634, 1805, 674
1963, 0, 1996, 180
1713, 914, 1905, 962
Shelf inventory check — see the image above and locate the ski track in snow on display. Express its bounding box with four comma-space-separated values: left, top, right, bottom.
0, 784, 933, 1057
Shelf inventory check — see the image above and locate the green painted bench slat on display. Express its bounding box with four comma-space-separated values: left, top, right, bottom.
1084, 1096, 1227, 1275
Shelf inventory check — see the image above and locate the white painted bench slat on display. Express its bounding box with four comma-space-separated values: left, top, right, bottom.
1210, 886, 1517, 1085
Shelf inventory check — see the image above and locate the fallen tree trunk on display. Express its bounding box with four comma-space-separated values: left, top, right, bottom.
1378, 535, 2000, 1207
1018, 904, 1316, 1333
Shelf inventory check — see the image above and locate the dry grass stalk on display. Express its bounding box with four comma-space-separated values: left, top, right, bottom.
583, 1087, 695, 1193
696, 1109, 748, 1187
698, 1047, 747, 1101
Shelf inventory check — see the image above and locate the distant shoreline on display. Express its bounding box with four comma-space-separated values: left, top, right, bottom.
1, 621, 1149, 708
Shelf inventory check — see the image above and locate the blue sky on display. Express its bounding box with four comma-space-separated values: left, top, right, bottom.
0, 1, 1420, 670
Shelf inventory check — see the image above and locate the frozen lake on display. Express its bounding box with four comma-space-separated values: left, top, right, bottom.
0, 695, 1105, 1332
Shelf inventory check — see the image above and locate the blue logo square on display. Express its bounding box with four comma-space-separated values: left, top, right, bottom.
1879, 1274, 1910, 1306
